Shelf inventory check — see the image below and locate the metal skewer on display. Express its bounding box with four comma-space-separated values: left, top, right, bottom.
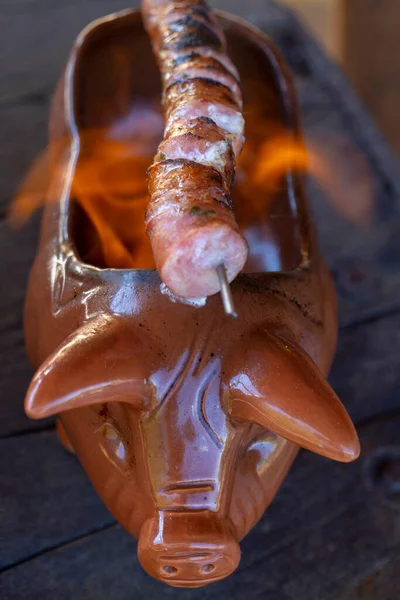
216, 263, 238, 318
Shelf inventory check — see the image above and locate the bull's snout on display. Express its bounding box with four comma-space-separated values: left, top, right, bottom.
138, 511, 241, 587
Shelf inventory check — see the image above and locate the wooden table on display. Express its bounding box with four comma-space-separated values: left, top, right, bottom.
1, 2, 400, 598
343, 0, 400, 157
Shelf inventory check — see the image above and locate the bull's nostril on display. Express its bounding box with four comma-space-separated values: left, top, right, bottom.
138, 514, 241, 585
163, 566, 178, 576
202, 564, 215, 574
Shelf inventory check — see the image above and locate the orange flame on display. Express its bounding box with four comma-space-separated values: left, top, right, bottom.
9, 119, 374, 271
69, 132, 155, 269
253, 134, 310, 184
8, 148, 52, 228
9, 130, 156, 269
235, 125, 374, 231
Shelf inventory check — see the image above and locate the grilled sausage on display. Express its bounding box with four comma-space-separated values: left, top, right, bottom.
142, 0, 248, 298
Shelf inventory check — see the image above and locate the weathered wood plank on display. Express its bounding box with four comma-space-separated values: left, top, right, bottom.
343, 0, 400, 156
284, 12, 400, 197
302, 117, 400, 326
330, 314, 400, 424
1, 414, 399, 599
0, 430, 113, 571
0, 2, 137, 102
257, 414, 400, 600
0, 104, 48, 214
334, 555, 400, 600
0, 215, 50, 438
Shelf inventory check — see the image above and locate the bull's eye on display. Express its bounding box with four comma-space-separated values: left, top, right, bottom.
100, 423, 126, 460
94, 403, 135, 472
97, 421, 128, 468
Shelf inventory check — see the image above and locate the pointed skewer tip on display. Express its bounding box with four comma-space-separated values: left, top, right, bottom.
216, 263, 238, 318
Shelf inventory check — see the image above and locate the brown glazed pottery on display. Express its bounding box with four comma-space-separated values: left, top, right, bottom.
24, 9, 360, 588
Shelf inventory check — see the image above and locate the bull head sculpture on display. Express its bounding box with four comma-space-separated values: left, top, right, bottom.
23, 7, 360, 589
26, 315, 359, 587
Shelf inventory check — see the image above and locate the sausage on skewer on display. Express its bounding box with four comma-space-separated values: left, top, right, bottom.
142, 0, 248, 299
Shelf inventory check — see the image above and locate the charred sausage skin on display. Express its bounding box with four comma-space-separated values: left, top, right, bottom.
142, 0, 248, 299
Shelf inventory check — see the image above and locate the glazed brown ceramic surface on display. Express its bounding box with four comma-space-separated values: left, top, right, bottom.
24, 9, 360, 588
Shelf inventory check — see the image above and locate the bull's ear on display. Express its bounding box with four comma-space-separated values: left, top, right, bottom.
25, 316, 151, 419
226, 332, 360, 463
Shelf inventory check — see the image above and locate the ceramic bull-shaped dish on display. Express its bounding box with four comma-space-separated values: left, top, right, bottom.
24, 9, 360, 588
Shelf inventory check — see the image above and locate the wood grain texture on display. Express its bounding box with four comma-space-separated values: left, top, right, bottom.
1, 2, 400, 598
280, 0, 342, 61
0, 105, 48, 214
1, 414, 399, 599
0, 430, 113, 571
334, 555, 400, 600
343, 0, 400, 156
